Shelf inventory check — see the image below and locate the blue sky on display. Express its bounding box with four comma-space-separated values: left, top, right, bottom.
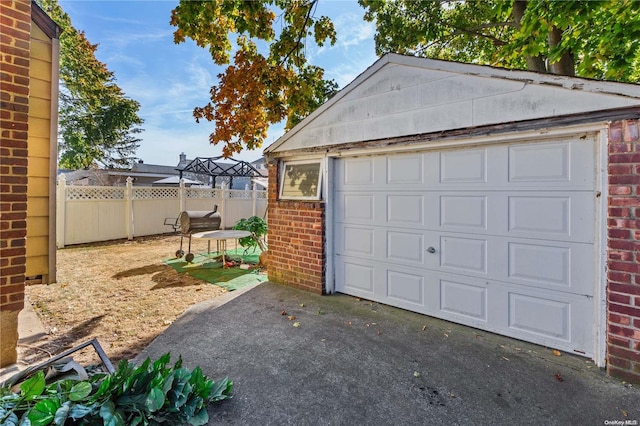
58, 0, 378, 166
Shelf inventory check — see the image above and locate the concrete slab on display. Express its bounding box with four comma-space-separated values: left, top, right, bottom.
137, 282, 640, 425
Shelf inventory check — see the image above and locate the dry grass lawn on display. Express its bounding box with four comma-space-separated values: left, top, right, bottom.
23, 234, 238, 366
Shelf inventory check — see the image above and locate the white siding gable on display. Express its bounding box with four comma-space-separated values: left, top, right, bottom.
267, 54, 640, 153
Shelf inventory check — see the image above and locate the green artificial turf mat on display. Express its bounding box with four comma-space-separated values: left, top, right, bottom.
164, 248, 265, 291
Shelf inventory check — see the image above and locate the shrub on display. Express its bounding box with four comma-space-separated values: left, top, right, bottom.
233, 216, 267, 252
0, 353, 232, 425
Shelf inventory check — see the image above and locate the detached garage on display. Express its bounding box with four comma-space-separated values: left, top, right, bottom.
264, 54, 640, 382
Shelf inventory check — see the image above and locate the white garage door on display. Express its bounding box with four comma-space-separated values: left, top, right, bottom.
334, 136, 597, 356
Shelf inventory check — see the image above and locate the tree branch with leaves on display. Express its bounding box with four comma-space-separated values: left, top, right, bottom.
360, 0, 640, 81
170, 0, 338, 157
38, 0, 144, 169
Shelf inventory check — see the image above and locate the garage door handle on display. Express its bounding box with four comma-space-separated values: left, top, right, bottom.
427, 247, 436, 254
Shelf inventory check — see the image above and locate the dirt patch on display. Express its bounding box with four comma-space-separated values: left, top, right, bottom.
23, 234, 239, 366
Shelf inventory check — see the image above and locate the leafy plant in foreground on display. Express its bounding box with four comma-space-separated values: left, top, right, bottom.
0, 353, 232, 425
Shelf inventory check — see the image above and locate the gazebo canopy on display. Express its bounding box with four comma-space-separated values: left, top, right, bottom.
152, 176, 200, 186
177, 156, 265, 188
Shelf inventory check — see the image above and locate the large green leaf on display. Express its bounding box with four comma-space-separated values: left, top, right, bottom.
182, 395, 200, 418
67, 403, 95, 420
20, 372, 46, 400
210, 379, 233, 402
28, 398, 60, 426
144, 388, 165, 413
115, 394, 146, 410
68, 382, 92, 402
53, 402, 70, 425
99, 401, 125, 426
161, 372, 175, 396
187, 407, 209, 426
151, 353, 171, 372
168, 368, 192, 409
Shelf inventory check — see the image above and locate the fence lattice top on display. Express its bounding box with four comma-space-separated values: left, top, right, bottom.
133, 187, 179, 200
66, 186, 125, 200
185, 188, 219, 199
63, 184, 266, 201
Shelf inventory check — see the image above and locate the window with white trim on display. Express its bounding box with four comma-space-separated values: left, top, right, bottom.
279, 160, 323, 200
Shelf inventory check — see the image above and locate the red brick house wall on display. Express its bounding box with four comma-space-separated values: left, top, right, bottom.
0, 0, 31, 367
607, 119, 640, 382
267, 163, 325, 294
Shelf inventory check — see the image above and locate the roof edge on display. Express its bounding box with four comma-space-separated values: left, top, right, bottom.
266, 105, 640, 158
265, 54, 393, 154
31, 1, 61, 39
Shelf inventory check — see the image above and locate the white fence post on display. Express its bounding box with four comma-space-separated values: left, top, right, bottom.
251, 182, 257, 217
220, 182, 227, 229
179, 178, 186, 212
56, 174, 66, 248
125, 177, 133, 240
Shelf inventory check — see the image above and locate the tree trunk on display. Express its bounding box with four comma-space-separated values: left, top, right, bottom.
547, 27, 575, 76
512, 0, 547, 73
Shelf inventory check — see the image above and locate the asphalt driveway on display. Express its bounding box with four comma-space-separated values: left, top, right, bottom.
136, 282, 640, 425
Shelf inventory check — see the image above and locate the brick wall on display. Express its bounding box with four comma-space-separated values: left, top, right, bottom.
0, 0, 30, 367
267, 163, 326, 294
607, 119, 640, 383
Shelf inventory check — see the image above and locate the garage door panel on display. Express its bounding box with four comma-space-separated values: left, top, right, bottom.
439, 195, 487, 230
387, 231, 424, 265
499, 283, 594, 354
339, 260, 375, 294
440, 279, 488, 321
505, 240, 593, 296
439, 236, 487, 274
342, 226, 375, 256
507, 139, 594, 186
439, 148, 488, 184
506, 192, 594, 242
387, 194, 424, 225
507, 242, 569, 287
508, 195, 570, 236
508, 292, 571, 341
342, 194, 375, 221
342, 157, 376, 185
387, 270, 425, 306
387, 153, 425, 184
508, 141, 571, 182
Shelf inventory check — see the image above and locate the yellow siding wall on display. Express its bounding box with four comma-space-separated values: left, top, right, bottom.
26, 24, 52, 280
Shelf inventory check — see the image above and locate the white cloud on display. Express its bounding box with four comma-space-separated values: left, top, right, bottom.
333, 13, 376, 49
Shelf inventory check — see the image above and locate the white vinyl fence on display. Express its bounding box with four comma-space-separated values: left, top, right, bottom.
56, 175, 267, 247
